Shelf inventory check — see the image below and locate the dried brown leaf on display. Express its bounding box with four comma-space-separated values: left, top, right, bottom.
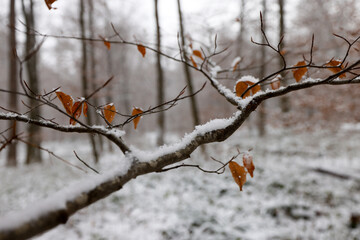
137, 45, 146, 58
56, 91, 73, 115
292, 61, 308, 82
229, 161, 247, 191
103, 104, 116, 124
325, 59, 346, 78
132, 107, 143, 129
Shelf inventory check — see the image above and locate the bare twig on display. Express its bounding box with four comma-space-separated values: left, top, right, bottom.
17, 138, 88, 174
73, 151, 100, 174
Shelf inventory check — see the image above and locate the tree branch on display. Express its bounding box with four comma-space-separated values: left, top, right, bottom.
0, 113, 130, 153
1, 71, 360, 239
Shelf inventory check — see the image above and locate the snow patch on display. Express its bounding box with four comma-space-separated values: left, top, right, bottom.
0, 157, 131, 231
132, 111, 242, 163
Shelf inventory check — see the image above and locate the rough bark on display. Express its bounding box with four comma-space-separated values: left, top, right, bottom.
177, 0, 201, 127
154, 0, 165, 145
22, 0, 43, 164
6, 0, 18, 167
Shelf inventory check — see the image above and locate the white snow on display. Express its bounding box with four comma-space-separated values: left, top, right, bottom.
210, 65, 222, 77
1, 128, 358, 239
231, 56, 242, 68
0, 154, 131, 231
235, 75, 259, 86
132, 111, 242, 163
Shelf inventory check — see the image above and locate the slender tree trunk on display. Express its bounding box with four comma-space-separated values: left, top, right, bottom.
258, 0, 267, 137
22, 0, 42, 164
79, 0, 99, 163
176, 0, 200, 127
6, 0, 18, 167
87, 0, 104, 151
236, 0, 245, 57
154, 0, 165, 146
278, 0, 290, 113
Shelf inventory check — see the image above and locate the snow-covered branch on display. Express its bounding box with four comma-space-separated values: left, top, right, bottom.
0, 113, 130, 153
2, 67, 360, 239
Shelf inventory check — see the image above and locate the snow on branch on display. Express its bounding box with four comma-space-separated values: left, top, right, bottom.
0, 112, 130, 153
1, 68, 360, 239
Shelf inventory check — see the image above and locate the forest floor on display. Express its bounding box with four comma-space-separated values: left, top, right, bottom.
1, 126, 360, 240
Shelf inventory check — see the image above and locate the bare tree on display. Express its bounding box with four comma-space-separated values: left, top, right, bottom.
79, 0, 99, 163
278, 0, 290, 113
21, 0, 42, 164
236, 0, 245, 57
257, 1, 267, 136
6, 0, 18, 167
154, 0, 165, 145
87, 0, 104, 151
177, 0, 201, 127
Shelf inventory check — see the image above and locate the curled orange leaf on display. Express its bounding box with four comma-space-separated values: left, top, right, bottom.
243, 153, 255, 178
137, 45, 146, 57
229, 161, 247, 191
292, 61, 308, 82
235, 78, 261, 99
192, 50, 204, 60
83, 102, 88, 117
190, 56, 197, 68
45, 0, 57, 10
270, 75, 282, 90
99, 35, 111, 50
232, 57, 241, 72
132, 107, 143, 129
325, 59, 346, 78
271, 80, 281, 90
103, 104, 116, 124
56, 91, 73, 115
70, 101, 83, 125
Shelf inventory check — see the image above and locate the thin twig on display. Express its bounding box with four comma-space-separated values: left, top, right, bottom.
73, 151, 100, 174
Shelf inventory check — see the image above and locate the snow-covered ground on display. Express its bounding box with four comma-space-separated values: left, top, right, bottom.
1, 127, 360, 240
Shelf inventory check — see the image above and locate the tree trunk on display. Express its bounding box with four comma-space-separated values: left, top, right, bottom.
258, 0, 267, 137
79, 0, 99, 163
87, 0, 104, 151
6, 0, 18, 167
154, 0, 165, 146
22, 0, 42, 164
236, 0, 245, 57
278, 0, 290, 113
176, 0, 200, 127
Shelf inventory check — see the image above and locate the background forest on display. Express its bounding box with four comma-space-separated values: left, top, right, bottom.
0, 0, 360, 239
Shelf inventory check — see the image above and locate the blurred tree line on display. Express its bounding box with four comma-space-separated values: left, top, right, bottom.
0, 0, 359, 166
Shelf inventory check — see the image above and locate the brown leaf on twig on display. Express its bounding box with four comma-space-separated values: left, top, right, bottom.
192, 50, 204, 60
103, 104, 116, 124
45, 0, 57, 10
235, 79, 261, 99
292, 61, 308, 82
99, 35, 111, 50
70, 101, 83, 125
190, 56, 198, 68
137, 45, 146, 57
229, 161, 247, 191
243, 153, 255, 178
325, 59, 346, 78
83, 102, 88, 117
56, 91, 73, 115
132, 107, 143, 129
